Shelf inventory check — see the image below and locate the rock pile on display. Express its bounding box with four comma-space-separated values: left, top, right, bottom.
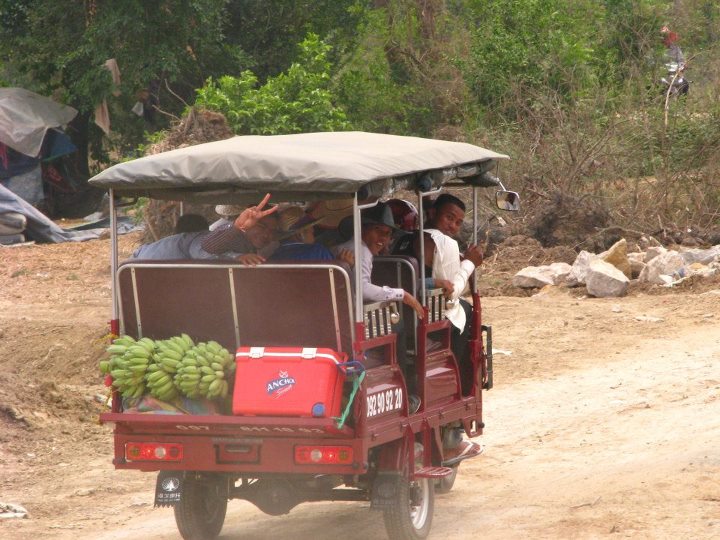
512, 238, 720, 297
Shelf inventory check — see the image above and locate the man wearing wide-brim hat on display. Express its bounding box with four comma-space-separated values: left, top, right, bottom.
334, 202, 424, 413
307, 198, 354, 247
334, 202, 424, 317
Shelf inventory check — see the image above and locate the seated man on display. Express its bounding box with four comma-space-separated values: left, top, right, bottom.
334, 202, 424, 318
422, 193, 484, 461
306, 198, 354, 247
423, 194, 484, 389
334, 202, 424, 412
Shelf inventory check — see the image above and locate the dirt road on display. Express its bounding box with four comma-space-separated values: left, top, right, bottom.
1, 235, 719, 539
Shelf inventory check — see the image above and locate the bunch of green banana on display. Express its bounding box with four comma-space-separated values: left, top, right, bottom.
145, 335, 194, 402
174, 340, 234, 400
103, 336, 156, 399
99, 335, 136, 375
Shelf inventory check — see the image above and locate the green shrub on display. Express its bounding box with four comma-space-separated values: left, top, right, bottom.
194, 34, 350, 135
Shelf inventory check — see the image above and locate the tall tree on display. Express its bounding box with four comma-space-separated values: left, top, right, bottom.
0, 0, 244, 170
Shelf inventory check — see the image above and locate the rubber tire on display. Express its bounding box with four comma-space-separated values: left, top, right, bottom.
174, 475, 228, 540
435, 465, 458, 495
383, 475, 434, 540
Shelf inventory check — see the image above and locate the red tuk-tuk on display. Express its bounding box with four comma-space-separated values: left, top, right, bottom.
91, 132, 519, 540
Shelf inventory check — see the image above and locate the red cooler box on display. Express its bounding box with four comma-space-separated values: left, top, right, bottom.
233, 347, 348, 417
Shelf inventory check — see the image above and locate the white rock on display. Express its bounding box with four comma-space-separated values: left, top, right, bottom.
548, 262, 573, 283
679, 246, 720, 265
638, 251, 685, 284
644, 245, 667, 263
0, 502, 28, 519
567, 250, 597, 286
512, 266, 556, 288
585, 259, 629, 297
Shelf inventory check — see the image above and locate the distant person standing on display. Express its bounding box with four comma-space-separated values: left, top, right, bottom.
661, 25, 685, 65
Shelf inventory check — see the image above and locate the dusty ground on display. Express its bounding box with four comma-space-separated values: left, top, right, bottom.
1, 231, 719, 539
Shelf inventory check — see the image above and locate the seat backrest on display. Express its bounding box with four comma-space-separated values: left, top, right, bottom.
371, 255, 419, 351
117, 261, 354, 353
371, 255, 419, 293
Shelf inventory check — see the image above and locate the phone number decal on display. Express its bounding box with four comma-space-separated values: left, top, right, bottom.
366, 387, 403, 418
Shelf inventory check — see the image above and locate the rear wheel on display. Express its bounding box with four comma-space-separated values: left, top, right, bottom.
174, 474, 228, 540
383, 475, 434, 540
435, 464, 458, 495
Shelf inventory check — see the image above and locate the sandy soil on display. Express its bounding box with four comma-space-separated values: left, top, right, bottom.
1, 232, 719, 539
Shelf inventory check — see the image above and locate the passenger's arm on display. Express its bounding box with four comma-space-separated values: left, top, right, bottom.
402, 291, 424, 319
355, 244, 407, 304
433, 235, 479, 300
200, 224, 254, 255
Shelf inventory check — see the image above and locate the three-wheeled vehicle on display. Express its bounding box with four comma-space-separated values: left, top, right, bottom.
91, 132, 519, 540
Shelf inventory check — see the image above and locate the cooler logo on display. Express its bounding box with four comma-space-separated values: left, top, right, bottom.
266, 370, 296, 397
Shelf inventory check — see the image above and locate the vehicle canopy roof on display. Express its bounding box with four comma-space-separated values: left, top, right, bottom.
88, 131, 508, 204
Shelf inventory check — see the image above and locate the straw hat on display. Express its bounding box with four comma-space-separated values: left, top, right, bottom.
307, 199, 354, 228
278, 206, 324, 239
214, 204, 245, 217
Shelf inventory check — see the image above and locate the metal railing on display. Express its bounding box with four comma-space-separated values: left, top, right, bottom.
363, 301, 400, 340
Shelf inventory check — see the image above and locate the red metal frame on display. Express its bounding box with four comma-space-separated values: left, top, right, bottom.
100, 289, 486, 477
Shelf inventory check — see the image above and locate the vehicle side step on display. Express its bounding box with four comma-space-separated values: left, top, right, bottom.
442, 442, 484, 467
415, 466, 454, 479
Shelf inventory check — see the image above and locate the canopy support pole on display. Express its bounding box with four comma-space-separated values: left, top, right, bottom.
417, 188, 442, 305
109, 189, 119, 335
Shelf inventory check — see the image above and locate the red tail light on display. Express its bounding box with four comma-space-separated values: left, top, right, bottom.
294, 445, 353, 465
125, 442, 183, 462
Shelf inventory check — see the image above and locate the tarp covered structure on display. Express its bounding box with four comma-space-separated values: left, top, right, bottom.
0, 88, 78, 157
0, 184, 108, 243
89, 132, 508, 204
0, 88, 111, 243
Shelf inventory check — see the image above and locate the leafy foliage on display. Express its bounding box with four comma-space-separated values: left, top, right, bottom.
194, 34, 350, 135
221, 0, 364, 80
1, 0, 720, 234
461, 0, 599, 114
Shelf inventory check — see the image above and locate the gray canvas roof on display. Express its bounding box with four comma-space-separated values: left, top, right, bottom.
89, 131, 508, 204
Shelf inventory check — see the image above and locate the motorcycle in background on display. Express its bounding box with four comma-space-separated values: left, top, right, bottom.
660, 61, 690, 98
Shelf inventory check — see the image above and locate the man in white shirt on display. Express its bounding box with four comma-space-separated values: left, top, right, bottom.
423, 194, 484, 387
423, 194, 484, 462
